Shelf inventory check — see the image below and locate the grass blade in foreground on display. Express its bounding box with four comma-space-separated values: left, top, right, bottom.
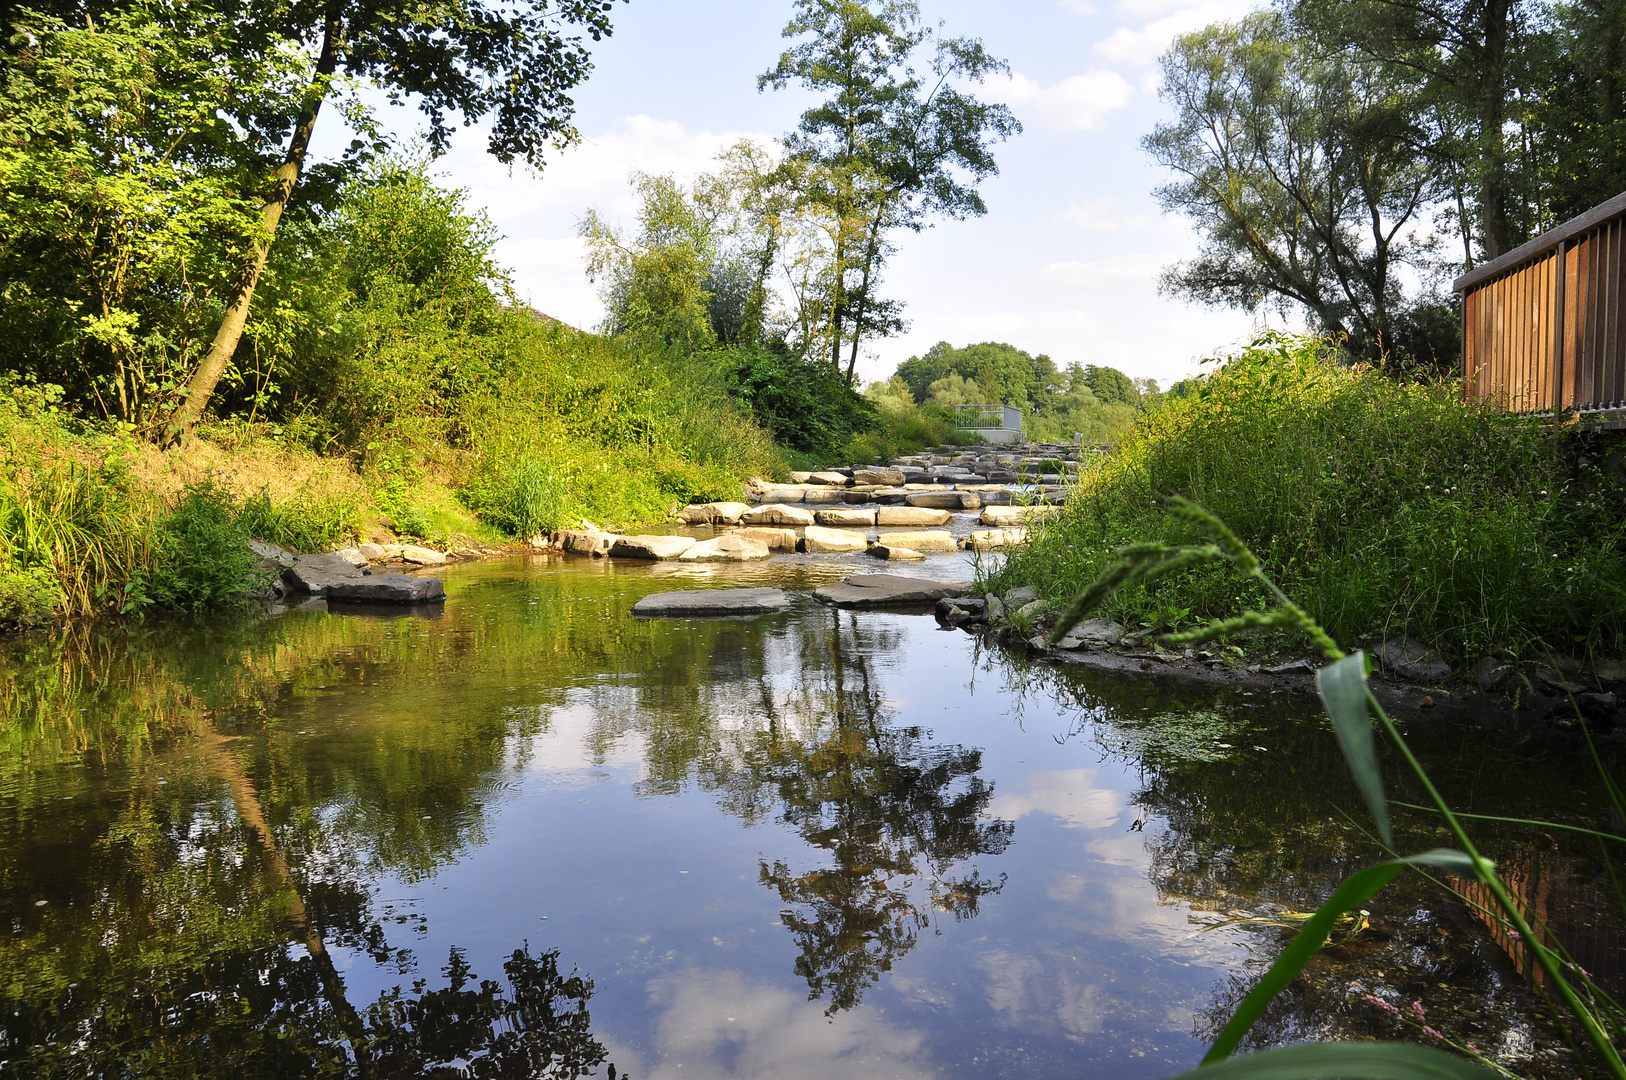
1203, 850, 1480, 1063
1316, 652, 1392, 848
1173, 1042, 1501, 1080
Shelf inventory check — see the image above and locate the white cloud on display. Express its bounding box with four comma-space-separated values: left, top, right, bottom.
609, 969, 937, 1080
1093, 0, 1262, 67
1001, 71, 1137, 131
987, 769, 1122, 830
1057, 197, 1152, 233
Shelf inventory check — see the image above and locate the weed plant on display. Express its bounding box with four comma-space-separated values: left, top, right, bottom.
1058, 499, 1626, 1079
992, 333, 1626, 665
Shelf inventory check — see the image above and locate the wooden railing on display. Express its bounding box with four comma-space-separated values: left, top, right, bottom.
1454, 191, 1626, 420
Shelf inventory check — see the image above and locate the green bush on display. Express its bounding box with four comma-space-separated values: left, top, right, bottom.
990, 333, 1626, 664
717, 346, 876, 461
0, 567, 62, 628
148, 483, 267, 611
462, 456, 568, 539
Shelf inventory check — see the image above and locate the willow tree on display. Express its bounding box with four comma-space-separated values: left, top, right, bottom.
162, 0, 621, 435
760, 0, 1019, 384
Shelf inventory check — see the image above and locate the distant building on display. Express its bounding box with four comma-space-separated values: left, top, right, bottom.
952, 404, 1023, 445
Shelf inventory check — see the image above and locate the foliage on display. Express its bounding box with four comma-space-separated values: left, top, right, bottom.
718, 345, 877, 460
147, 482, 267, 612
761, 0, 1020, 381
989, 333, 1626, 663
1051, 500, 1624, 1079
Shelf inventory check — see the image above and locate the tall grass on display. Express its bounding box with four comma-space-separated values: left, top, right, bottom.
991, 333, 1626, 664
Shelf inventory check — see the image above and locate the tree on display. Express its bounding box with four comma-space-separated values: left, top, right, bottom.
1145, 14, 1447, 365
761, 0, 1019, 384
147, 0, 621, 434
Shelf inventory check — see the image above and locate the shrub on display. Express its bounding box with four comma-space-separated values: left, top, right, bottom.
0, 567, 62, 628
990, 333, 1626, 663
147, 483, 266, 611
718, 346, 876, 461
463, 456, 569, 539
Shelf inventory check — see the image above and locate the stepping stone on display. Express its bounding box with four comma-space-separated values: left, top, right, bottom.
326, 575, 446, 603
753, 486, 806, 503
876, 506, 951, 527
555, 529, 617, 557
852, 467, 905, 486
800, 526, 869, 553
741, 503, 815, 526
679, 501, 750, 525
876, 530, 956, 553
903, 491, 965, 510
867, 544, 926, 562
813, 507, 878, 527
968, 527, 1028, 550
802, 488, 849, 504
979, 504, 1063, 527
399, 544, 447, 566
678, 535, 770, 561
632, 587, 791, 618
609, 534, 697, 560
813, 574, 970, 608
281, 553, 362, 595
809, 471, 851, 486
737, 527, 797, 551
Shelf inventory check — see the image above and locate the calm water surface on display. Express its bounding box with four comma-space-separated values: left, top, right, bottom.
1, 551, 1620, 1077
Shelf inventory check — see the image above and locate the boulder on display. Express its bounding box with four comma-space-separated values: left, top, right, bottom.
813, 574, 971, 609
967, 527, 1028, 550
326, 575, 446, 604
904, 492, 969, 510
840, 491, 873, 504
869, 489, 912, 505
737, 527, 797, 551
1003, 585, 1039, 606
610, 534, 698, 560
399, 544, 447, 566
632, 587, 791, 618
556, 530, 617, 557
980, 505, 1062, 527
801, 525, 869, 553
356, 542, 388, 561
679, 501, 751, 526
801, 488, 850, 504
1474, 655, 1513, 693
876, 530, 956, 553
875, 506, 951, 527
1374, 637, 1452, 683
753, 486, 806, 503
790, 471, 813, 483
333, 547, 369, 568
810, 471, 851, 486
814, 507, 878, 527
678, 534, 770, 561
867, 544, 926, 561
742, 503, 815, 527
281, 553, 363, 595
898, 467, 932, 484
248, 539, 297, 568
852, 467, 906, 486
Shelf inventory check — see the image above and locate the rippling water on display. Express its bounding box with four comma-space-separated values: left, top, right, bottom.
0, 552, 1619, 1077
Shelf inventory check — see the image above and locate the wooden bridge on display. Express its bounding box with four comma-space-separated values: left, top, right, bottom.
1455, 191, 1626, 428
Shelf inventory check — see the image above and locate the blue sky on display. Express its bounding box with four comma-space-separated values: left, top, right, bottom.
343, 0, 1281, 387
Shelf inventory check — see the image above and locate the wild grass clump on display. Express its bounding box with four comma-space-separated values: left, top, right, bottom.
990, 333, 1626, 664
146, 482, 269, 611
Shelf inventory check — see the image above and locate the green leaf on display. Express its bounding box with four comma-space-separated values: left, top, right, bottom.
1203, 850, 1477, 1063
1315, 652, 1391, 848
1175, 1042, 1502, 1079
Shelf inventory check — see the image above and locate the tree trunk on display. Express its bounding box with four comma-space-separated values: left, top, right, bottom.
171, 10, 341, 438
1477, 0, 1512, 259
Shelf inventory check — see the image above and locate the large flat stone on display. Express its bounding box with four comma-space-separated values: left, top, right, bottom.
801, 525, 869, 553
679, 501, 750, 525
753, 486, 806, 503
326, 575, 446, 603
905, 491, 976, 510
979, 505, 1063, 527
282, 553, 363, 595
556, 529, 617, 557
632, 587, 791, 617
875, 506, 951, 527
875, 530, 956, 553
809, 471, 851, 486
399, 544, 447, 566
852, 467, 905, 486
741, 503, 815, 526
801, 488, 849, 504
678, 534, 770, 561
610, 534, 698, 560
968, 527, 1028, 550
813, 574, 970, 608
814, 507, 878, 527
867, 544, 926, 562
737, 527, 797, 551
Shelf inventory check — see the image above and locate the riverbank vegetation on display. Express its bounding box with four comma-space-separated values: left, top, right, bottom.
988, 333, 1626, 667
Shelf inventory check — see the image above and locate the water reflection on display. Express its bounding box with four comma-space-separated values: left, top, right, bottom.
0, 556, 1620, 1076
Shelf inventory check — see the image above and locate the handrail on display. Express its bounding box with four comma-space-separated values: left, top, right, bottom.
1453, 190, 1626, 293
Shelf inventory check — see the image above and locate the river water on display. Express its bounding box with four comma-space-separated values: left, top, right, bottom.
1, 551, 1621, 1078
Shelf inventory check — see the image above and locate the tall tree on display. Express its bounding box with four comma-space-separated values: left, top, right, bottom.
760, 0, 1019, 384
1145, 13, 1445, 363
142, 0, 622, 435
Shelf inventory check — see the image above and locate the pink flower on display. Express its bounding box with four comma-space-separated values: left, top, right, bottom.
1364, 994, 1400, 1016
1423, 1026, 1444, 1040
1412, 1001, 1427, 1022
